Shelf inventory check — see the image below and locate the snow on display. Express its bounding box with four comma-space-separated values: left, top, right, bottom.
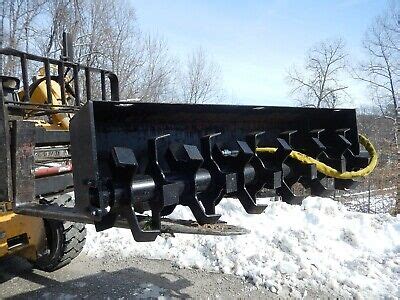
84, 197, 400, 298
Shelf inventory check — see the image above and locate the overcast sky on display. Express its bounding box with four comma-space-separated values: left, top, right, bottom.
132, 0, 388, 107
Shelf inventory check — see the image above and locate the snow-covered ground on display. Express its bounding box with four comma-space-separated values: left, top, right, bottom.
84, 197, 400, 298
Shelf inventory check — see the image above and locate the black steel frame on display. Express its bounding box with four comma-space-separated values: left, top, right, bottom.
1, 47, 119, 106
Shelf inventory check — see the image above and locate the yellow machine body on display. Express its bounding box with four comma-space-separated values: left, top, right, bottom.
1, 75, 68, 263
18, 67, 71, 130
0, 203, 46, 261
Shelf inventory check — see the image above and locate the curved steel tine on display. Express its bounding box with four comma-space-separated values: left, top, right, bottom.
121, 204, 160, 242
309, 178, 335, 197
246, 131, 265, 152
276, 182, 304, 205
185, 194, 221, 225
236, 188, 267, 214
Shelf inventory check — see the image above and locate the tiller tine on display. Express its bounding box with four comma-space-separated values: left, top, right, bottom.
297, 129, 335, 198
273, 131, 317, 205
320, 129, 369, 191
148, 134, 221, 225
246, 132, 281, 194
231, 140, 268, 214
198, 133, 238, 214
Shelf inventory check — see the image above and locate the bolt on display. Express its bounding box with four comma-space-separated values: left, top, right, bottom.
222, 149, 239, 156
86, 179, 96, 188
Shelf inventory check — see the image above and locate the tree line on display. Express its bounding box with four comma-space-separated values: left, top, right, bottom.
0, 0, 222, 103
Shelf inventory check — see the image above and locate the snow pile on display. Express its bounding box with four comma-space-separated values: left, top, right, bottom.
84, 197, 400, 298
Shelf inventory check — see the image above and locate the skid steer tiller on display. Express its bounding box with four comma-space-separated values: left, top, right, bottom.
0, 34, 376, 268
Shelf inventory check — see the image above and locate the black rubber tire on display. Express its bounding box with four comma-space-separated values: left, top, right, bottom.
33, 195, 86, 272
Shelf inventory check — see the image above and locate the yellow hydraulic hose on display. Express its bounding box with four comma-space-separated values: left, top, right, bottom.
256, 134, 378, 179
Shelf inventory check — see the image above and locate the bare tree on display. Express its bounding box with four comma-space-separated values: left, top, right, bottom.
2, 0, 47, 74
1, 0, 222, 104
62, 1, 174, 102
354, 3, 399, 215
102, 1, 144, 100
180, 47, 221, 104
32, 0, 83, 58
4, 0, 175, 102
135, 35, 176, 102
1, 0, 5, 72
287, 38, 348, 108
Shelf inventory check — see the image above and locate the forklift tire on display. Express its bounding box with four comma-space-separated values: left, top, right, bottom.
32, 195, 86, 272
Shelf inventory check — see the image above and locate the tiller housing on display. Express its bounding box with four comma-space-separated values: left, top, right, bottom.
0, 45, 372, 245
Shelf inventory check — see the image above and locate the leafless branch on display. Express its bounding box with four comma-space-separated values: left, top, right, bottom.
287, 38, 348, 108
